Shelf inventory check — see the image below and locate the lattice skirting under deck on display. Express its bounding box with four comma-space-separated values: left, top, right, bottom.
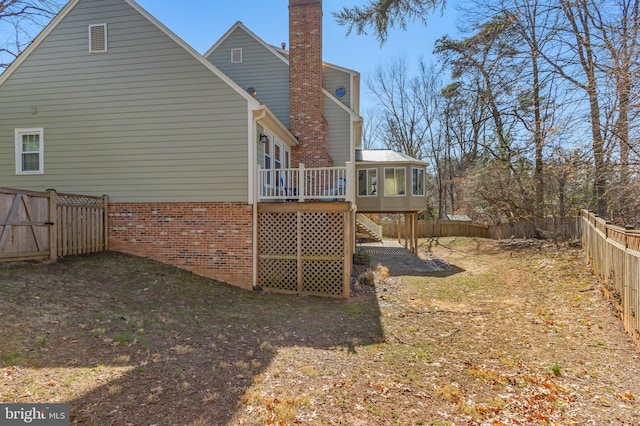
257, 203, 353, 298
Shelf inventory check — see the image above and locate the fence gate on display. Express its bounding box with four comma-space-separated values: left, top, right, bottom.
0, 187, 108, 262
257, 202, 354, 298
0, 188, 51, 260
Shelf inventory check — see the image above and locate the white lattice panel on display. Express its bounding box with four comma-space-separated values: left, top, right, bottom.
257, 206, 350, 298
258, 258, 298, 292
301, 212, 343, 257
302, 260, 344, 296
258, 212, 296, 256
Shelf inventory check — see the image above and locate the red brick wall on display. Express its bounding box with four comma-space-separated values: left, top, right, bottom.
289, 0, 333, 168
108, 203, 253, 290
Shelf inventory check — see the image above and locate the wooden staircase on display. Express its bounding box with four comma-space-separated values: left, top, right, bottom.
356, 213, 383, 242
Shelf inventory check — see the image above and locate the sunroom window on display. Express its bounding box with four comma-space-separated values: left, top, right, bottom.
412, 167, 425, 196
384, 167, 405, 196
358, 169, 377, 196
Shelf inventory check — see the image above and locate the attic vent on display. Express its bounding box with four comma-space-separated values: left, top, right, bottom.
231, 48, 242, 63
89, 24, 107, 53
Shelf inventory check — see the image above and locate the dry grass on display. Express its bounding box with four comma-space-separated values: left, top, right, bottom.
1, 240, 640, 425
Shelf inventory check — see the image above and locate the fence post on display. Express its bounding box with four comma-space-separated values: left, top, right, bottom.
103, 195, 109, 251
48, 189, 57, 261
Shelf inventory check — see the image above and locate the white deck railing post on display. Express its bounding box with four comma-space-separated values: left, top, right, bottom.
346, 161, 355, 203
298, 163, 305, 202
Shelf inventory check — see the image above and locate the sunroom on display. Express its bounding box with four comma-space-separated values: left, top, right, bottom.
354, 150, 428, 213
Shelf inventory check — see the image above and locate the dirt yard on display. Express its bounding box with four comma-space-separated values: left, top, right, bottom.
1, 237, 639, 425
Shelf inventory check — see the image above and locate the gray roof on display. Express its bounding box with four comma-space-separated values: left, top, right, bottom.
356, 149, 426, 164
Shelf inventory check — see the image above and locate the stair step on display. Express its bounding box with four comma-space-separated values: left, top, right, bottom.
356, 220, 383, 242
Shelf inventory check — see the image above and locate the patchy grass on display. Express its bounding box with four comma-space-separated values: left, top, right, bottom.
1, 240, 640, 425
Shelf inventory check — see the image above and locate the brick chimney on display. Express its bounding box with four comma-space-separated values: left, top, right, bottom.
289, 0, 333, 167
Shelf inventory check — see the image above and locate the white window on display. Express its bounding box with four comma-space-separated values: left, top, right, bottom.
15, 128, 44, 174
231, 48, 242, 63
384, 167, 406, 196
89, 24, 108, 53
358, 169, 377, 196
412, 167, 425, 196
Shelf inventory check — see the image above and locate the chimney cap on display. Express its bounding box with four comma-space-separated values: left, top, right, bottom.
281, 42, 286, 49
289, 0, 322, 6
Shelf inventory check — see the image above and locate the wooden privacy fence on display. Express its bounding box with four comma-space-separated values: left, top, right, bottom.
381, 217, 582, 240
581, 210, 640, 346
382, 220, 490, 239
0, 187, 108, 262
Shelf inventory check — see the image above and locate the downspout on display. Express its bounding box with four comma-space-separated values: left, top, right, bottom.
251, 107, 267, 289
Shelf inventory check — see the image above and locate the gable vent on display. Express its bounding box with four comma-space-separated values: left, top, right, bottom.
231, 48, 242, 63
89, 24, 108, 53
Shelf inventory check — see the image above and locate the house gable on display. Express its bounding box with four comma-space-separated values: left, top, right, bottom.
323, 63, 360, 113
206, 21, 364, 169
0, 0, 261, 203
205, 22, 291, 128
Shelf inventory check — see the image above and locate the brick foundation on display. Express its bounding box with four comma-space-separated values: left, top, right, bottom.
108, 203, 253, 289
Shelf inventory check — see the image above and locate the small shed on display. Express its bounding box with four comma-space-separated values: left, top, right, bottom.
445, 214, 472, 222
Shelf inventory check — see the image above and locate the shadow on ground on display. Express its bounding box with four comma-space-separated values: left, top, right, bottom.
358, 239, 465, 277
0, 252, 384, 425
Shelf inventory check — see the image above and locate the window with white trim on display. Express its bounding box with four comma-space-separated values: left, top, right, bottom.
231, 48, 242, 63
358, 168, 377, 196
15, 128, 44, 174
384, 167, 405, 196
412, 167, 425, 196
89, 24, 108, 53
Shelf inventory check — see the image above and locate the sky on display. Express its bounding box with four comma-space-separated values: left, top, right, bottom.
134, 0, 460, 110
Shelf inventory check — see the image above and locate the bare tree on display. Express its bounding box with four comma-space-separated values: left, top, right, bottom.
366, 57, 428, 160
361, 108, 385, 149
505, 0, 561, 218
591, 0, 640, 220
530, 0, 608, 216
0, 0, 63, 69
414, 61, 449, 217
337, 0, 640, 223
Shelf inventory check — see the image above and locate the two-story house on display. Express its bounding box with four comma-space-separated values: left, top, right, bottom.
0, 0, 427, 297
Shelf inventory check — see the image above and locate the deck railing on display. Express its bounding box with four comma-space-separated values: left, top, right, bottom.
258, 162, 354, 202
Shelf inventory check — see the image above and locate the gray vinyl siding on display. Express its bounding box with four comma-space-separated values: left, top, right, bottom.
323, 66, 352, 109
324, 96, 351, 166
206, 28, 290, 128
0, 0, 251, 203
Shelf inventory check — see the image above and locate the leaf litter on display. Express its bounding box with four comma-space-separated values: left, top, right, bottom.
0, 238, 638, 425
